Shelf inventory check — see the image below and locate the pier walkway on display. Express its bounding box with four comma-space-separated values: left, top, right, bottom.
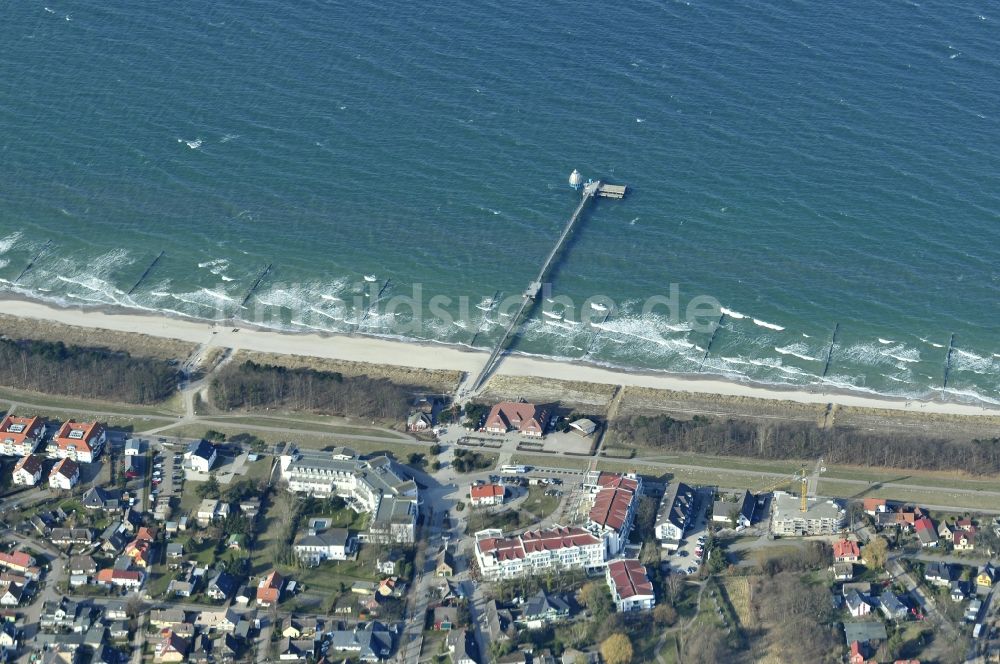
468, 180, 625, 394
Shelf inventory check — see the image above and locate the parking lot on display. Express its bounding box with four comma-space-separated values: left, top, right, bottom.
663, 487, 712, 576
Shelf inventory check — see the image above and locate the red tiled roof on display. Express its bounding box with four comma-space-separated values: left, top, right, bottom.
862, 498, 886, 512
914, 517, 934, 533
606, 559, 654, 600
476, 536, 525, 561
485, 402, 548, 433
470, 484, 505, 501
833, 540, 861, 559
0, 415, 43, 445
0, 552, 34, 569
521, 526, 600, 553
54, 420, 105, 452
589, 474, 639, 533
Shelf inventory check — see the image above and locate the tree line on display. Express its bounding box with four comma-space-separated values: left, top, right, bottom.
210, 360, 422, 419
612, 414, 1000, 475
0, 337, 177, 403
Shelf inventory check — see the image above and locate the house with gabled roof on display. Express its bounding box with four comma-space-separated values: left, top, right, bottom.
605, 559, 655, 612
185, 440, 217, 473
48, 458, 80, 491
470, 483, 505, 507
485, 401, 550, 437
155, 629, 189, 663
51, 421, 106, 463
256, 570, 283, 606
12, 454, 43, 486
914, 517, 938, 547
833, 539, 861, 563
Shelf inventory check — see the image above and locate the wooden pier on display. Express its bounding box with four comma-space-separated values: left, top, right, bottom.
469, 179, 626, 393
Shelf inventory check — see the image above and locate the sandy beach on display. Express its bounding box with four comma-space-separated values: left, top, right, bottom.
1, 295, 997, 417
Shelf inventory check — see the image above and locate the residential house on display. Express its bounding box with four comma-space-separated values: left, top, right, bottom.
51, 421, 106, 463
711, 490, 755, 529
950, 580, 967, 602
0, 552, 36, 576
50, 529, 93, 547
68, 555, 97, 576
293, 527, 355, 565
238, 498, 262, 519
965, 599, 983, 622
925, 562, 955, 587
0, 583, 25, 606
150, 609, 187, 628
469, 483, 505, 507
155, 630, 189, 663
95, 569, 144, 590
484, 401, 550, 437
879, 591, 908, 620
124, 439, 142, 456
257, 570, 283, 606
166, 543, 184, 561
654, 481, 695, 550
12, 454, 43, 486
185, 440, 217, 473
843, 621, 887, 648
521, 590, 571, 627
195, 609, 241, 633
976, 564, 995, 590
207, 572, 239, 601
954, 529, 976, 551
82, 487, 118, 510
605, 559, 655, 612
227, 534, 245, 551
282, 616, 321, 639
485, 600, 513, 642
376, 550, 403, 576
406, 412, 432, 432
123, 538, 152, 568
833, 539, 862, 563
104, 600, 129, 621
196, 499, 230, 526
279, 637, 315, 661
846, 590, 872, 618
833, 563, 854, 581
862, 498, 888, 516
0, 415, 45, 457
447, 628, 477, 664
325, 622, 394, 662
914, 517, 938, 547
48, 458, 80, 491
434, 606, 459, 630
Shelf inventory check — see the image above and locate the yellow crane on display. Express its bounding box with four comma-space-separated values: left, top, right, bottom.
757, 458, 823, 512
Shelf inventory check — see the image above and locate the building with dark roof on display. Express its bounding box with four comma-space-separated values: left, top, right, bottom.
654, 482, 695, 550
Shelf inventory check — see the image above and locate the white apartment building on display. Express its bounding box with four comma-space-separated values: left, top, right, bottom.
474, 526, 605, 581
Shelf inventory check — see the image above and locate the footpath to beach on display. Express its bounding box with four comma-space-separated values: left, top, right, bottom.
2, 296, 998, 418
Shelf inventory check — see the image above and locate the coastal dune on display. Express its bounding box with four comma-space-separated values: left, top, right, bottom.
1, 296, 998, 418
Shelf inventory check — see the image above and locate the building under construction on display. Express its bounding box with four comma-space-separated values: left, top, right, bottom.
770, 491, 845, 536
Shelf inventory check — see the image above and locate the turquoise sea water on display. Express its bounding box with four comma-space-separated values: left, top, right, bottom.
1, 0, 998, 404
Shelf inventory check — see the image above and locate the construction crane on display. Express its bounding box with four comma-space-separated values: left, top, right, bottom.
756, 458, 824, 513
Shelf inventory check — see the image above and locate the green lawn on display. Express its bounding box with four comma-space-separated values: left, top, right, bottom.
521, 485, 561, 520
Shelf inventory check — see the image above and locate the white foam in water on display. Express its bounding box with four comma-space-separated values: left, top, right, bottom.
951, 349, 999, 375
720, 306, 745, 319
878, 338, 894, 344
752, 318, 785, 331
774, 344, 818, 362
0, 231, 22, 255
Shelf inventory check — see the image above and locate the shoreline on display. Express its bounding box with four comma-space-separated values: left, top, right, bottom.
1, 293, 997, 417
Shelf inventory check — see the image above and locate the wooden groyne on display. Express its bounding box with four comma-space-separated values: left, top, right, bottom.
127, 251, 165, 296
821, 323, 840, 378
700, 313, 726, 370
13, 240, 52, 284
240, 263, 273, 307
359, 279, 392, 327
943, 333, 956, 389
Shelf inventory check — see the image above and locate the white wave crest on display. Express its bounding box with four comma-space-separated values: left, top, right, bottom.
752, 318, 785, 331
774, 345, 818, 362
0, 232, 22, 255
720, 306, 745, 319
